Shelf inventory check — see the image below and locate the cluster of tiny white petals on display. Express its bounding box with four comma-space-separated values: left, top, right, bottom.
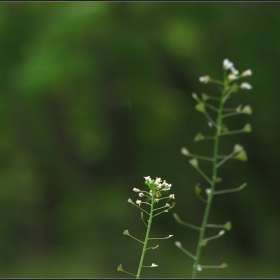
144, 176, 152, 183
223, 59, 240, 80
223, 58, 233, 70
133, 188, 140, 192
144, 176, 172, 191
222, 59, 253, 90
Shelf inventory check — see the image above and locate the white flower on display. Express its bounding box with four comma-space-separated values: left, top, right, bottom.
128, 198, 133, 203
223, 59, 233, 70
164, 184, 171, 190
230, 66, 239, 75
136, 200, 142, 206
169, 194, 175, 199
154, 198, 159, 203
228, 73, 238, 81
165, 203, 170, 207
205, 188, 212, 195
133, 188, 140, 192
241, 69, 252, 77
144, 176, 152, 182
219, 230, 225, 235
197, 265, 202, 271
240, 82, 252, 90
139, 193, 144, 197
155, 177, 162, 185
151, 263, 158, 267
199, 75, 210, 84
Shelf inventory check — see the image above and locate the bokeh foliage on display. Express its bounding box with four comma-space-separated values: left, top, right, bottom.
0, 2, 279, 278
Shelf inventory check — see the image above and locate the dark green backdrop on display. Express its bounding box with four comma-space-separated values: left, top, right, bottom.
0, 2, 279, 278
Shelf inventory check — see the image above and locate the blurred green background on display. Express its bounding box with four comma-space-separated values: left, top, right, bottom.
0, 2, 279, 278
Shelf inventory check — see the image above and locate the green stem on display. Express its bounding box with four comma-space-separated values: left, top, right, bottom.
191, 75, 228, 278
136, 194, 155, 278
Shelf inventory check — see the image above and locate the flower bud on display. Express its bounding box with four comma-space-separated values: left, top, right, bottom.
243, 123, 252, 132
195, 102, 206, 113
228, 73, 238, 81
242, 105, 252, 114
240, 82, 252, 90
181, 147, 190, 156
241, 69, 252, 77
199, 75, 210, 84
194, 132, 204, 142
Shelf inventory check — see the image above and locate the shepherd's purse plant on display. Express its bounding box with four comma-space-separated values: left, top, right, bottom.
117, 58, 252, 278
117, 176, 175, 278
174, 58, 252, 278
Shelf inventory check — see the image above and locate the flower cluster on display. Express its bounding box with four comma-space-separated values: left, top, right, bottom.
144, 176, 172, 191
199, 58, 252, 91
129, 176, 175, 209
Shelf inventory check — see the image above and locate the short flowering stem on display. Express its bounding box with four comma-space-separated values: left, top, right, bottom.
203, 111, 219, 129
181, 148, 213, 162
208, 78, 224, 86
216, 150, 236, 168
219, 128, 249, 136
128, 199, 150, 215
123, 230, 144, 244
173, 213, 201, 231
149, 234, 173, 240
198, 263, 228, 270
117, 264, 137, 277
202, 230, 225, 244
136, 192, 155, 278
141, 212, 148, 227
195, 166, 213, 185
204, 102, 219, 112
213, 183, 247, 195
175, 241, 197, 260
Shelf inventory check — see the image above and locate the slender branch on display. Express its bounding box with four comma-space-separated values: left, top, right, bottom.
175, 241, 197, 260
136, 193, 155, 278
173, 213, 201, 231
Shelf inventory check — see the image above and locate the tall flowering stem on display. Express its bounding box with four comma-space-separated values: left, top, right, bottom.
176, 59, 252, 278
118, 176, 175, 278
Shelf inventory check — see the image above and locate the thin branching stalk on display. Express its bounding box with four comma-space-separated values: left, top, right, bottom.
191, 75, 228, 278
177, 59, 252, 278
118, 176, 174, 278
